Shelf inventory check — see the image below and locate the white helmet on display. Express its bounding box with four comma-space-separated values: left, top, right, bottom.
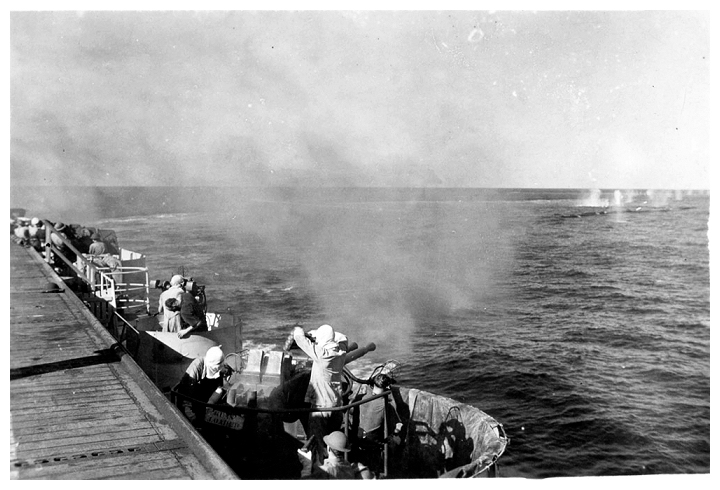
170, 275, 184, 286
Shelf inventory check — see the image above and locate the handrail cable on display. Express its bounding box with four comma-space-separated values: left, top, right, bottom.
170, 388, 392, 416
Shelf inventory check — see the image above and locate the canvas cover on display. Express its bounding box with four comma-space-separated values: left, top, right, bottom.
396, 386, 507, 478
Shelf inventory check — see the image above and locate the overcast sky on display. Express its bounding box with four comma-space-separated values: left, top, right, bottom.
9, 9, 710, 189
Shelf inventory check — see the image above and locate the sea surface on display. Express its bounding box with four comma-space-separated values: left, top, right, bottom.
12, 186, 711, 478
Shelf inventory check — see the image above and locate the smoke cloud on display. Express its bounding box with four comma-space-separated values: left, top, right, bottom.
214, 191, 510, 357
10, 11, 710, 190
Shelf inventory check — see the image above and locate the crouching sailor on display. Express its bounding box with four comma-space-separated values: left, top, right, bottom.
176, 346, 231, 425
177, 288, 208, 338
298, 431, 374, 479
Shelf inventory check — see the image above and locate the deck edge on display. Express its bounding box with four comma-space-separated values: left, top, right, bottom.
16, 245, 239, 480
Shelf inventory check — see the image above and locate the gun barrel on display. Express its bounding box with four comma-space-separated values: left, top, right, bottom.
345, 342, 376, 364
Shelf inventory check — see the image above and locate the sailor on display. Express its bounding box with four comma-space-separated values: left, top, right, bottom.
71, 228, 91, 253
49, 222, 76, 265
177, 345, 230, 424
68, 227, 91, 253
357, 374, 402, 442
49, 222, 66, 246
28, 217, 44, 238
177, 289, 208, 338
297, 431, 374, 479
353, 373, 403, 475
27, 218, 45, 251
162, 298, 183, 333
293, 324, 347, 463
88, 233, 108, 255
13, 223, 30, 247
157, 275, 185, 332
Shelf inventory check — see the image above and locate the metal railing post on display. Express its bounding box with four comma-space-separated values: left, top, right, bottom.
383, 393, 389, 478
144, 269, 150, 314
40, 221, 151, 316
343, 407, 350, 461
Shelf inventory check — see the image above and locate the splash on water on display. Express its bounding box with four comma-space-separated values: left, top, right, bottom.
613, 190, 624, 207
577, 189, 609, 207
645, 189, 674, 207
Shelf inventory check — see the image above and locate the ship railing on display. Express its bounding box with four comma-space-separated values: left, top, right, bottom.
109, 310, 142, 358
42, 220, 98, 281
42, 220, 150, 314
92, 265, 150, 315
169, 387, 395, 477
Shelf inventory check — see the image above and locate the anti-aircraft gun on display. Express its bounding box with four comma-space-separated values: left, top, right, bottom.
153, 275, 207, 315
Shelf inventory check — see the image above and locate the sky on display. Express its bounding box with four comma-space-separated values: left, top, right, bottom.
8, 9, 711, 189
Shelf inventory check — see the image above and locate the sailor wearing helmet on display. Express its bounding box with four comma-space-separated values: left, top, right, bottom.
177, 345, 231, 423
49, 222, 68, 249
48, 222, 77, 265
297, 430, 374, 479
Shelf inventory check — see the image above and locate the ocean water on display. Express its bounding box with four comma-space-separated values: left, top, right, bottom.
13, 187, 710, 478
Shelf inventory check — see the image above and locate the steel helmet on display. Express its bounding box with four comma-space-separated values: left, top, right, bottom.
323, 431, 350, 452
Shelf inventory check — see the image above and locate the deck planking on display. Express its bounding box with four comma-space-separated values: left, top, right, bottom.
9, 241, 238, 480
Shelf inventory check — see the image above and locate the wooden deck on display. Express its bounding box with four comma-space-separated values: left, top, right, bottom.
9, 242, 239, 480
